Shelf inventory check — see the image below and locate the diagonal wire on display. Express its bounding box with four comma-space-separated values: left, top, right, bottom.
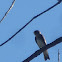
0, 1, 62, 46
0, 0, 16, 23
23, 37, 62, 62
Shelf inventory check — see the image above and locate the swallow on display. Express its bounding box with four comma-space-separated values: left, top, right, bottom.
34, 30, 50, 61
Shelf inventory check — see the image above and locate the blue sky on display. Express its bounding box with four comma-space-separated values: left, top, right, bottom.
0, 0, 62, 62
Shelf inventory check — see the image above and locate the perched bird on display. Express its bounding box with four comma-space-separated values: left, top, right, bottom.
34, 30, 50, 61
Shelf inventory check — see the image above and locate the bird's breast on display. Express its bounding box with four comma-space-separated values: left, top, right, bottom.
36, 39, 45, 48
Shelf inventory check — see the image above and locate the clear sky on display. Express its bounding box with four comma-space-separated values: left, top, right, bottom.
0, 0, 62, 62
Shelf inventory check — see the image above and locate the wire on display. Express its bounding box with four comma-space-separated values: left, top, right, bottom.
0, 0, 16, 23
23, 37, 62, 62
0, 1, 62, 46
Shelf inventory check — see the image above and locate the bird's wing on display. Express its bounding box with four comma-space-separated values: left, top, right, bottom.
35, 37, 37, 43
40, 34, 47, 45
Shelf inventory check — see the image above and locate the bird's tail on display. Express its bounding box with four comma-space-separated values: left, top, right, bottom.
43, 50, 50, 61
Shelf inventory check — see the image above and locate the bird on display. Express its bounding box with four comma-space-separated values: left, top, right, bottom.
34, 30, 50, 61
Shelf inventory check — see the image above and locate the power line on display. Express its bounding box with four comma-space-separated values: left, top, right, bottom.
0, 0, 16, 23
0, 1, 62, 46
23, 37, 62, 62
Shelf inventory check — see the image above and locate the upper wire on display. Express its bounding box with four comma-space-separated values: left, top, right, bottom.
0, 1, 62, 46
0, 0, 16, 23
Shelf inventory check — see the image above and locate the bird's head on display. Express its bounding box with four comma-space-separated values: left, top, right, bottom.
34, 30, 41, 36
